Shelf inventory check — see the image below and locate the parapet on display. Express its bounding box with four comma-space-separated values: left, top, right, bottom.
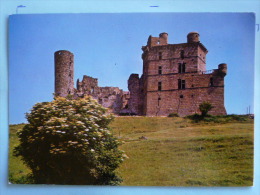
55, 50, 73, 56
147, 32, 168, 47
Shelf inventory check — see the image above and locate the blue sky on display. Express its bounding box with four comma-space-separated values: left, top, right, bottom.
9, 13, 255, 124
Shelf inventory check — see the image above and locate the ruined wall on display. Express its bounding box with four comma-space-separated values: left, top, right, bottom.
76, 75, 128, 114
128, 74, 142, 115
76, 75, 99, 97
55, 50, 74, 97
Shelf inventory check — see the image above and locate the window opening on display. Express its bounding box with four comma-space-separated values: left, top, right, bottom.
178, 79, 181, 89
178, 63, 181, 73
158, 82, 162, 91
158, 97, 161, 106
210, 77, 214, 86
182, 63, 186, 73
178, 63, 186, 73
159, 52, 162, 60
158, 66, 162, 74
180, 50, 184, 59
182, 80, 186, 89
178, 79, 186, 89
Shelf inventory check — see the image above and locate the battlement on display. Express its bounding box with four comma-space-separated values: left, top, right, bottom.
147, 32, 168, 47
146, 32, 201, 48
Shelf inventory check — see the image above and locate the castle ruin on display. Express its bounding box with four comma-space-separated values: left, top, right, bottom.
55, 32, 227, 116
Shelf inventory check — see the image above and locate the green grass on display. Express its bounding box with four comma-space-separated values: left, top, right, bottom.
9, 115, 254, 186
109, 116, 254, 186
9, 124, 31, 183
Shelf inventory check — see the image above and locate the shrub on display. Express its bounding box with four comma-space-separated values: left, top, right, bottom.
228, 114, 247, 121
186, 113, 203, 122
199, 102, 214, 117
168, 113, 179, 117
13, 96, 127, 185
118, 112, 137, 116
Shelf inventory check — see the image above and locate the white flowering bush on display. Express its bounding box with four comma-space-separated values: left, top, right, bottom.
14, 96, 127, 185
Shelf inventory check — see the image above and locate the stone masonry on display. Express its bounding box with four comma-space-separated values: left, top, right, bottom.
55, 50, 74, 97
76, 75, 129, 113
54, 32, 227, 116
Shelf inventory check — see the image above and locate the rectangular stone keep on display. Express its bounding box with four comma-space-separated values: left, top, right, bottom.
127, 32, 226, 116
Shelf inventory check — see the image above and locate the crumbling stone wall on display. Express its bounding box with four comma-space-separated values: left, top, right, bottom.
76, 75, 128, 114
128, 74, 142, 115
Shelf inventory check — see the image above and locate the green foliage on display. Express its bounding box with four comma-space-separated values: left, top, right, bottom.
186, 114, 251, 123
13, 96, 126, 185
168, 113, 179, 117
9, 172, 34, 184
199, 101, 214, 117
186, 113, 204, 122
226, 114, 248, 121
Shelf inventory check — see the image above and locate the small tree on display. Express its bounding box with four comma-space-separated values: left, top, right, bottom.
199, 101, 214, 117
14, 96, 127, 185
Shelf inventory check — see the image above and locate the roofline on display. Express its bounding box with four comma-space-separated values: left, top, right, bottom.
143, 42, 208, 53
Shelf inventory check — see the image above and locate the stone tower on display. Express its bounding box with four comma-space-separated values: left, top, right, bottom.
54, 50, 74, 97
127, 32, 227, 116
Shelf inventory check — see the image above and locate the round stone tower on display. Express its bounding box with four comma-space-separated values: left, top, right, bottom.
187, 32, 200, 43
55, 50, 74, 97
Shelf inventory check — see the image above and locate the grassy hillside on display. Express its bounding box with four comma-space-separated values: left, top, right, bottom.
9, 116, 254, 186
9, 124, 31, 182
